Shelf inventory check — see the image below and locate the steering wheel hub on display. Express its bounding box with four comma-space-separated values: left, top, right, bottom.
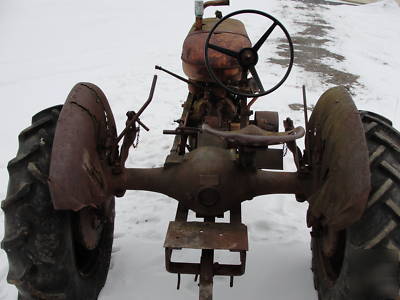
239, 48, 259, 67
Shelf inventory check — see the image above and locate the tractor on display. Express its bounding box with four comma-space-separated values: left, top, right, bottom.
2, 1, 399, 299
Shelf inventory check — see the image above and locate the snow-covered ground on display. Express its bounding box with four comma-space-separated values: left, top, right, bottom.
0, 0, 399, 299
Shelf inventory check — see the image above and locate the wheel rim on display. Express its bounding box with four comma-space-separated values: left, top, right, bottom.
318, 228, 347, 284
72, 208, 105, 276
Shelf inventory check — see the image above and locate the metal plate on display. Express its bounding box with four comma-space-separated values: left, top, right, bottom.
306, 86, 370, 230
164, 221, 248, 251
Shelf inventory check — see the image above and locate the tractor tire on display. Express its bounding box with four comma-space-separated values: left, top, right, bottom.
1, 106, 114, 300
312, 111, 400, 300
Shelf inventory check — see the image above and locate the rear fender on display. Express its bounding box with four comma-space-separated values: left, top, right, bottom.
305, 86, 370, 231
49, 83, 117, 215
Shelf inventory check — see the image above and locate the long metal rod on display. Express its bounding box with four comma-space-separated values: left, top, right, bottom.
155, 65, 202, 89
302, 85, 309, 135
302, 85, 311, 164
204, 0, 230, 8
116, 75, 158, 143
199, 249, 214, 300
134, 117, 150, 132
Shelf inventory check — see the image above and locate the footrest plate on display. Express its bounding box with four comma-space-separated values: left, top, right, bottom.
164, 221, 248, 251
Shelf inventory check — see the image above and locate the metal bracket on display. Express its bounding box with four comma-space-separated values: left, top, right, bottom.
164, 204, 247, 300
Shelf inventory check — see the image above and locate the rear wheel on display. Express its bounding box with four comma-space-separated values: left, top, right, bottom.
312, 111, 400, 300
1, 106, 114, 300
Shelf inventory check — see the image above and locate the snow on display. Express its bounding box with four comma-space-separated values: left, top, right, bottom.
325, 0, 400, 126
0, 0, 399, 299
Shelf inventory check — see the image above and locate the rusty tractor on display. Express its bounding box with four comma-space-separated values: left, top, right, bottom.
2, 1, 400, 299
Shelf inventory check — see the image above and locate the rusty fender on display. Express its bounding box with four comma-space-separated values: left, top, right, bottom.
49, 82, 117, 218
305, 86, 371, 231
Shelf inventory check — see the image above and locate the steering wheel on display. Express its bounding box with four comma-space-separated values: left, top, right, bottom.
204, 9, 294, 98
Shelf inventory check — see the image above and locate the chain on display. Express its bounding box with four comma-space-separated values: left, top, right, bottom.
283, 143, 288, 157
133, 125, 140, 148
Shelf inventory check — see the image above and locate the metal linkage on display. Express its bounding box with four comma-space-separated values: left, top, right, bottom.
116, 75, 157, 144
111, 75, 158, 174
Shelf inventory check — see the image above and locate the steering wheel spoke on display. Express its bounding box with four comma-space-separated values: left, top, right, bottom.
208, 43, 240, 59
249, 66, 265, 93
253, 22, 278, 52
